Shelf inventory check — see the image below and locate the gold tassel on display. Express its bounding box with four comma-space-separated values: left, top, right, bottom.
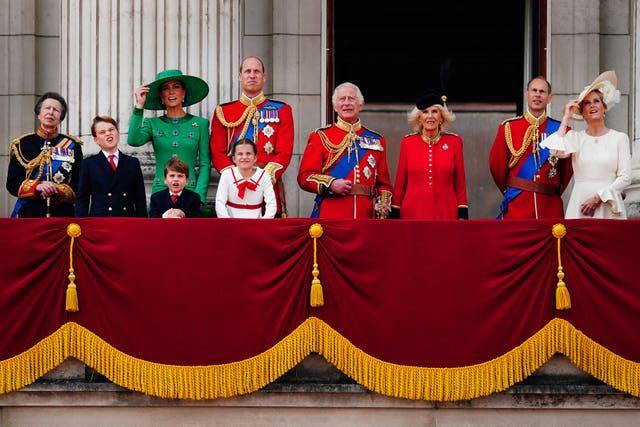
551, 223, 570, 310
309, 223, 324, 307
66, 223, 82, 312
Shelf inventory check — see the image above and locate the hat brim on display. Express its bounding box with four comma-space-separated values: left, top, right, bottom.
143, 74, 210, 110
571, 70, 618, 120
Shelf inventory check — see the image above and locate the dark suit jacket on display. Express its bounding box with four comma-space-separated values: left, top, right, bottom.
149, 188, 201, 218
75, 151, 147, 217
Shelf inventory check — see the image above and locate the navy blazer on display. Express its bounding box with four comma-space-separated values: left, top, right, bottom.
149, 188, 201, 218
75, 151, 147, 217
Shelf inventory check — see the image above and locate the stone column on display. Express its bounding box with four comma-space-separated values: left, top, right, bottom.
0, 0, 61, 217
624, 0, 640, 217
242, 0, 323, 217
60, 0, 241, 204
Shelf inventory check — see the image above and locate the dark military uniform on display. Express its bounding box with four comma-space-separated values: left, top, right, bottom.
6, 129, 83, 217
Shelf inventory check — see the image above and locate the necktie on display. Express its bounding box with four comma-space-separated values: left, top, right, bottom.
171, 194, 178, 204
108, 154, 117, 171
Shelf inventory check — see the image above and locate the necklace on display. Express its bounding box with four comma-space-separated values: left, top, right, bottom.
586, 128, 608, 143
421, 130, 441, 145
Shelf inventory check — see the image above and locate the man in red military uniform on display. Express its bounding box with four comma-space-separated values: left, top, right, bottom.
298, 82, 392, 219
489, 76, 572, 219
210, 56, 293, 217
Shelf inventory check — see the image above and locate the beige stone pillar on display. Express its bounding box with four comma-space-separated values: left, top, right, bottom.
1, 0, 61, 217
242, 0, 323, 217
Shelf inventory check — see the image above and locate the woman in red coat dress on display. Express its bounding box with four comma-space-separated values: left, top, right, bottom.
391, 90, 469, 220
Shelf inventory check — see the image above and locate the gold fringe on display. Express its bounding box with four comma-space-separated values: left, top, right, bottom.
311, 317, 640, 401
552, 224, 571, 310
309, 224, 324, 307
1, 318, 639, 400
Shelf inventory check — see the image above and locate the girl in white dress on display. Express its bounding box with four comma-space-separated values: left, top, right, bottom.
215, 138, 277, 218
541, 71, 631, 219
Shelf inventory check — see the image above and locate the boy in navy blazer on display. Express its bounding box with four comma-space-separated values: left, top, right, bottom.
75, 116, 147, 217
149, 157, 201, 218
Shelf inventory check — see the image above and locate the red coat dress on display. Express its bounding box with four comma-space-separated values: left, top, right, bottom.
210, 94, 294, 215
298, 121, 392, 219
489, 114, 572, 219
393, 132, 468, 220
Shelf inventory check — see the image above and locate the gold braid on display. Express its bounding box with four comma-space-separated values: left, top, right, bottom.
10, 139, 51, 181
215, 105, 258, 155
505, 123, 540, 168
317, 130, 357, 173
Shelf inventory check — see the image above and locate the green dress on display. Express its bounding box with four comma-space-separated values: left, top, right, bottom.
128, 107, 211, 202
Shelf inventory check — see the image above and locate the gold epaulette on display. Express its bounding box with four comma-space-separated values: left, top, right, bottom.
69, 135, 84, 145
362, 126, 382, 138
501, 115, 523, 126
443, 131, 459, 137
404, 131, 419, 138
9, 132, 36, 155
313, 125, 332, 133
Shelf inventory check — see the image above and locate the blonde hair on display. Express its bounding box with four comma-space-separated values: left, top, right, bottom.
407, 105, 456, 132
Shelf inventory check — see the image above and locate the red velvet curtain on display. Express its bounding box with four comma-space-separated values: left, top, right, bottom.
1, 218, 638, 383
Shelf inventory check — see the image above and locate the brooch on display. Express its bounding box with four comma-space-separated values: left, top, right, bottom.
363, 166, 372, 179
262, 124, 275, 138
53, 171, 65, 184
367, 154, 376, 169
264, 141, 274, 154
548, 155, 558, 179
192, 122, 199, 128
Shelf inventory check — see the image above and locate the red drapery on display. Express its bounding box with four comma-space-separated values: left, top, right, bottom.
0, 218, 638, 399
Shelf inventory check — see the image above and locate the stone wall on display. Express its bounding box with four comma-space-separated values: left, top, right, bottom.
1, 355, 639, 426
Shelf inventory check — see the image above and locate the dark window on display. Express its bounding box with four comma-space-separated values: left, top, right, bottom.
334, 1, 528, 106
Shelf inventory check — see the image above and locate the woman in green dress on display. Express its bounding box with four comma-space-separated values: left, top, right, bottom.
128, 69, 211, 204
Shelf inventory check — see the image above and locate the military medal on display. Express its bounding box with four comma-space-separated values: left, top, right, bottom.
547, 155, 558, 179
262, 124, 275, 138
53, 171, 65, 183
367, 154, 376, 169
260, 109, 280, 123
363, 166, 372, 179
264, 141, 274, 154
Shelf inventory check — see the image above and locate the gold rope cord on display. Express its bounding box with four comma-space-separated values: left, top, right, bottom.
505, 123, 540, 169
552, 223, 571, 310
309, 223, 324, 307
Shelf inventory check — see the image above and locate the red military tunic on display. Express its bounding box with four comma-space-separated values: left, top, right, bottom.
393, 132, 468, 220
210, 93, 294, 215
298, 119, 392, 219
489, 112, 572, 219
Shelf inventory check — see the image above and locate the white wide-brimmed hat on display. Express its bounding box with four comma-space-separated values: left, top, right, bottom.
572, 70, 620, 120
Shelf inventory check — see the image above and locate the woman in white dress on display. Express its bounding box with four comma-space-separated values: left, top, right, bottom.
541, 70, 631, 219
215, 138, 277, 219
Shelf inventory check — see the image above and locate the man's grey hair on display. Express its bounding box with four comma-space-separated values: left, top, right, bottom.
331, 82, 364, 105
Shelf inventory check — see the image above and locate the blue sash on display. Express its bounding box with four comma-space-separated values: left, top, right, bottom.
311, 129, 377, 218
228, 100, 283, 157
11, 138, 76, 218
497, 119, 560, 219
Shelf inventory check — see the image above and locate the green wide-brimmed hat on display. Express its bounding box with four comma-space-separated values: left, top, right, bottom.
144, 69, 209, 110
